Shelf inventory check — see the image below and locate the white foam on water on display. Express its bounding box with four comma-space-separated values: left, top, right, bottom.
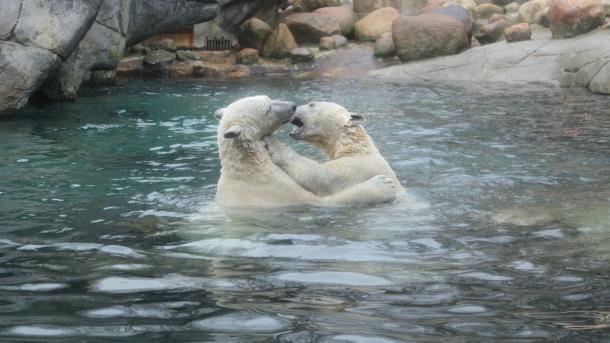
169, 238, 398, 262
6, 324, 175, 337
97, 264, 151, 271
17, 242, 143, 258
532, 229, 564, 239
275, 271, 393, 286
191, 311, 290, 333
0, 283, 68, 292
459, 272, 514, 281
319, 334, 405, 343
447, 305, 487, 314
82, 301, 201, 319
91, 274, 235, 293
508, 260, 546, 273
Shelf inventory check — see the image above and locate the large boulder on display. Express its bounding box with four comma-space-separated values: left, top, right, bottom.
263, 23, 298, 58
285, 13, 341, 44
142, 49, 175, 77
0, 0, 103, 114
445, 0, 478, 21
475, 18, 510, 44
430, 5, 473, 39
519, 0, 552, 23
504, 22, 532, 42
374, 32, 396, 57
314, 6, 355, 36
548, 0, 605, 38
354, 7, 401, 41
237, 18, 273, 51
392, 13, 469, 62
292, 0, 341, 12
476, 3, 504, 18
290, 47, 315, 63
354, 0, 403, 18
236, 48, 259, 65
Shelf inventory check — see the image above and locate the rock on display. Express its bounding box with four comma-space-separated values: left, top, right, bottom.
504, 23, 531, 42
0, 0, 102, 114
476, 3, 504, 19
88, 70, 117, 84
491, 0, 512, 5
506, 12, 522, 24
45, 0, 220, 101
314, 6, 355, 36
292, 0, 341, 12
373, 32, 396, 57
445, 0, 478, 21
488, 13, 506, 23
237, 18, 273, 51
227, 65, 251, 78
263, 23, 298, 58
548, 0, 605, 38
333, 34, 348, 47
475, 18, 510, 44
355, 7, 400, 41
505, 2, 520, 13
144, 49, 176, 65
534, 7, 549, 27
392, 13, 469, 62
130, 43, 149, 55
176, 50, 200, 61
431, 5, 474, 39
372, 24, 610, 95
519, 0, 551, 23
285, 13, 341, 44
236, 48, 259, 65
156, 39, 177, 52
143, 49, 175, 77
320, 36, 337, 50
290, 47, 315, 63
354, 0, 403, 18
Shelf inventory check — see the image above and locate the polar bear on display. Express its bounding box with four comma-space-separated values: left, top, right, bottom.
214, 96, 397, 208
264, 101, 405, 197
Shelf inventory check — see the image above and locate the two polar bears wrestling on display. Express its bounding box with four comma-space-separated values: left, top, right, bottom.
214, 95, 404, 209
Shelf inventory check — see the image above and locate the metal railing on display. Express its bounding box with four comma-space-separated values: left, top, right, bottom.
205, 37, 233, 51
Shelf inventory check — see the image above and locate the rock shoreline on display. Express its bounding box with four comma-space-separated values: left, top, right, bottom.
370, 26, 610, 95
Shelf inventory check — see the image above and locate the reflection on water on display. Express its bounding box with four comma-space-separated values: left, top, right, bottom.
0, 79, 609, 342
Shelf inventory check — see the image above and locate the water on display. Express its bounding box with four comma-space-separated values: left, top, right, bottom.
1, 79, 609, 342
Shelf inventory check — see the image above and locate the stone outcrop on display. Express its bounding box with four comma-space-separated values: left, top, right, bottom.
313, 6, 355, 36
370, 28, 610, 95
0, 0, 102, 114
285, 13, 341, 44
354, 7, 400, 42
504, 23, 531, 42
262, 23, 298, 58
548, 0, 605, 38
0, 0, 283, 116
392, 13, 469, 62
237, 18, 273, 51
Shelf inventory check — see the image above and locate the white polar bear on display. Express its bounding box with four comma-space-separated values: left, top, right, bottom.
264, 101, 405, 197
214, 96, 397, 209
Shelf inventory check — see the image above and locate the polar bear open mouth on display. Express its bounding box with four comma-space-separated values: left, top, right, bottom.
289, 116, 305, 140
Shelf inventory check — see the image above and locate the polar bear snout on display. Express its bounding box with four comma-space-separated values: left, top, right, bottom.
269, 100, 297, 125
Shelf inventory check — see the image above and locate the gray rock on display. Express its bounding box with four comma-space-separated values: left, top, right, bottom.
505, 2, 521, 13
293, 0, 341, 12
430, 5, 473, 40
353, 0, 403, 19
314, 6, 355, 36
285, 13, 341, 44
333, 34, 348, 48
176, 50, 201, 61
290, 47, 315, 63
475, 19, 510, 44
142, 49, 175, 77
237, 18, 273, 51
0, 0, 102, 114
392, 13, 469, 62
156, 39, 178, 52
373, 32, 395, 57
320, 36, 336, 50
370, 29, 610, 95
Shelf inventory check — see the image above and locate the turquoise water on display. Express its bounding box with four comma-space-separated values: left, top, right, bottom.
0, 79, 609, 342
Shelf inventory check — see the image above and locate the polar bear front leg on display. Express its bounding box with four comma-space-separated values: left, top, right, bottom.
322, 175, 396, 207
264, 135, 342, 195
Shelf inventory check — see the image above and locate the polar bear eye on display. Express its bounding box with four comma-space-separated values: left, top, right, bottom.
309, 103, 315, 108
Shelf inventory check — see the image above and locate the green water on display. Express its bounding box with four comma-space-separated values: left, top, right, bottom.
0, 79, 609, 342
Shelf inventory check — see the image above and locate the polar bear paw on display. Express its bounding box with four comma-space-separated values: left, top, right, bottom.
363, 174, 397, 204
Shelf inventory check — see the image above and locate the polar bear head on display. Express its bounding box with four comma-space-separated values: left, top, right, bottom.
289, 101, 369, 158
215, 95, 296, 142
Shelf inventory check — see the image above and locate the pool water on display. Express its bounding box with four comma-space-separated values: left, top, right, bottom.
0, 79, 609, 342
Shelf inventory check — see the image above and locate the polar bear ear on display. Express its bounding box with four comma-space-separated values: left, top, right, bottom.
214, 108, 225, 120
348, 113, 365, 126
224, 125, 242, 139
